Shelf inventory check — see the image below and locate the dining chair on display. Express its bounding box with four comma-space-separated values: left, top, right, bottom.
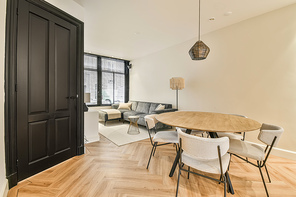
144, 114, 179, 169
176, 128, 230, 197
228, 123, 284, 197
217, 114, 247, 140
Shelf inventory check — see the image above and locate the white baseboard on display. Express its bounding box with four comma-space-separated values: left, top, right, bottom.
0, 179, 8, 197
246, 141, 296, 161
85, 135, 100, 144
270, 147, 296, 161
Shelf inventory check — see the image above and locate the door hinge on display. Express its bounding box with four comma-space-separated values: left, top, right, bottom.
15, 84, 17, 92
16, 8, 19, 15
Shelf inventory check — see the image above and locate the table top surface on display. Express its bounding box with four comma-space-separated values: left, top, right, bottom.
156, 111, 261, 132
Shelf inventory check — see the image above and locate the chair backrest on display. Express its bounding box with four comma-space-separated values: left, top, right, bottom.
258, 123, 284, 147
177, 128, 229, 160
144, 114, 159, 130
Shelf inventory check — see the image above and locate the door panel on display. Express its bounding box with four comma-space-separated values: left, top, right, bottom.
28, 121, 49, 163
55, 117, 70, 152
55, 24, 70, 111
28, 13, 49, 115
17, 0, 77, 181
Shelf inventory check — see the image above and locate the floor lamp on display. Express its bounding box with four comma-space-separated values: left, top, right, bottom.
170, 77, 185, 109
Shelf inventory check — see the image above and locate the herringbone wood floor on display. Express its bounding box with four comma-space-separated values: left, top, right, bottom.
8, 133, 296, 197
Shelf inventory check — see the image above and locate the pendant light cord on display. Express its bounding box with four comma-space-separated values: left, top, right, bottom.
198, 0, 201, 40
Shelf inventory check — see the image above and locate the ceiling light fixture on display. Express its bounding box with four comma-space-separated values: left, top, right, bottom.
189, 0, 210, 60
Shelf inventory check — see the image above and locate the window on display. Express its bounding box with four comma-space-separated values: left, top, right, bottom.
84, 54, 98, 105
84, 54, 129, 106
101, 57, 125, 104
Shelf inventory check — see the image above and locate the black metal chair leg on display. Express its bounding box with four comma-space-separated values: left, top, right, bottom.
228, 154, 232, 171
176, 167, 181, 197
187, 167, 190, 179
258, 161, 269, 197
147, 144, 156, 169
223, 174, 227, 197
264, 165, 271, 183
225, 171, 234, 194
218, 174, 222, 184
153, 143, 157, 156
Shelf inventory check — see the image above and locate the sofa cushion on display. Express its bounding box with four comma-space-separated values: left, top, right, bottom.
155, 104, 165, 111
148, 103, 159, 114
111, 103, 119, 109
118, 102, 132, 110
137, 113, 148, 126
136, 102, 151, 113
163, 104, 172, 109
129, 101, 138, 111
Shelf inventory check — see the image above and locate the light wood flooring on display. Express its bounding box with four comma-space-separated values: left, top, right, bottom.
8, 134, 296, 197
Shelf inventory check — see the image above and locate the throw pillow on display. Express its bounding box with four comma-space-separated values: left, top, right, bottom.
155, 104, 165, 111
118, 102, 132, 110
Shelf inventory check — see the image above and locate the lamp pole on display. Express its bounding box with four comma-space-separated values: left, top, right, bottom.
176, 88, 178, 109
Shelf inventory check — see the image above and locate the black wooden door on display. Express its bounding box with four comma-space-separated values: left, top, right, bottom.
16, 0, 77, 181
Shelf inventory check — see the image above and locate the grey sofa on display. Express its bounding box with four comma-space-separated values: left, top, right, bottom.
112, 101, 177, 129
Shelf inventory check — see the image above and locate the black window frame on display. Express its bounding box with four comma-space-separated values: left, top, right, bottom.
84, 53, 130, 106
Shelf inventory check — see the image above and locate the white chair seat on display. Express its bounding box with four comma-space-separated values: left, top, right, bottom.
182, 152, 230, 174
217, 132, 243, 140
153, 131, 179, 143
229, 139, 265, 161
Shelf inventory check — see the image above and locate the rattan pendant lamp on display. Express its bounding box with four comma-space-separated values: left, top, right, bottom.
189, 0, 210, 60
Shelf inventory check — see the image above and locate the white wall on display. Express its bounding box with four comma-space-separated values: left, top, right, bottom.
130, 3, 296, 159
0, 0, 8, 196
45, 0, 84, 22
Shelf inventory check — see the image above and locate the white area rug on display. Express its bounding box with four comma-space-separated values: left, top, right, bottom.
99, 121, 151, 146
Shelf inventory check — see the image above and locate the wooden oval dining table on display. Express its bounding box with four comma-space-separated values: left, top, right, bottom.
156, 111, 261, 134
156, 111, 261, 195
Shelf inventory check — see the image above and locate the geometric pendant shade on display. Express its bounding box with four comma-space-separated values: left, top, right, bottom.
189, 40, 210, 60
188, 0, 210, 60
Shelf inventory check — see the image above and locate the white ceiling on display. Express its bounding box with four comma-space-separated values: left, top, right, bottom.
73, 0, 296, 60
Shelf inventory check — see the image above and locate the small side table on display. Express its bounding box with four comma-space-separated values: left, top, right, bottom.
128, 116, 140, 135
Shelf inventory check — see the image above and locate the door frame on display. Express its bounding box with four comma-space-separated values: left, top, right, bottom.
5, 0, 84, 188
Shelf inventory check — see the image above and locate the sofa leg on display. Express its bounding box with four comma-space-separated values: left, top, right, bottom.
104, 121, 106, 126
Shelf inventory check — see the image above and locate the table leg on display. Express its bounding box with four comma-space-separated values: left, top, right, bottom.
169, 149, 180, 177
209, 132, 219, 138
169, 129, 191, 177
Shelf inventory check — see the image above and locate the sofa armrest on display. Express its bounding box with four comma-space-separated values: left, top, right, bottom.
152, 108, 178, 114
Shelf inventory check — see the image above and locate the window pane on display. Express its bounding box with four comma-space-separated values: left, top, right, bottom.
101, 57, 125, 73
114, 74, 125, 103
102, 72, 113, 104
84, 70, 97, 104
84, 54, 97, 70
